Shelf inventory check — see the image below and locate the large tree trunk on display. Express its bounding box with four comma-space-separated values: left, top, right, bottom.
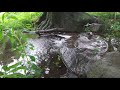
35, 12, 103, 33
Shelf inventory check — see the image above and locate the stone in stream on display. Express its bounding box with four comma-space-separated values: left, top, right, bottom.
87, 51, 120, 78
111, 38, 120, 51
59, 32, 108, 77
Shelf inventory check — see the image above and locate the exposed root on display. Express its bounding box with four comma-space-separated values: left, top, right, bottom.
37, 12, 53, 30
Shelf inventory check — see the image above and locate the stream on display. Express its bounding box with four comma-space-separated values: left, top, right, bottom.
0, 32, 120, 78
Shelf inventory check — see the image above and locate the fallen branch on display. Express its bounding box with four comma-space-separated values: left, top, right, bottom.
23, 28, 80, 36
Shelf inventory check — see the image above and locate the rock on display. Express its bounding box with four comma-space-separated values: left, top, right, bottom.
86, 24, 108, 37
87, 51, 120, 78
59, 33, 108, 77
102, 51, 120, 67
111, 38, 120, 51
84, 23, 105, 33
60, 70, 78, 78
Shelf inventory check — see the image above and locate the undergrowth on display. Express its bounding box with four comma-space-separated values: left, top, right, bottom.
0, 12, 43, 78
88, 12, 120, 38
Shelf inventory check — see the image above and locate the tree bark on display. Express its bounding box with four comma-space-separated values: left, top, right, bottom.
35, 12, 101, 33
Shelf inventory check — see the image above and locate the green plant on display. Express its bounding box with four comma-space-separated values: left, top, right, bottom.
87, 12, 120, 38
0, 12, 43, 78
84, 24, 91, 32
0, 12, 42, 30
88, 12, 120, 20
0, 28, 42, 78
110, 22, 120, 31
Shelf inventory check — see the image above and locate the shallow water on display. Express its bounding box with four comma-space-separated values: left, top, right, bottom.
0, 34, 72, 77
0, 32, 114, 78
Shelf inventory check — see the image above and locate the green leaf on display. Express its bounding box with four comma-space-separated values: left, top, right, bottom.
7, 15, 18, 20
11, 28, 15, 34
21, 53, 25, 58
9, 36, 15, 45
10, 66, 27, 73
0, 30, 3, 41
31, 64, 38, 69
2, 13, 5, 23
3, 73, 27, 78
17, 46, 24, 51
29, 55, 35, 61
11, 16, 18, 20
28, 44, 34, 50
0, 72, 4, 76
8, 62, 21, 69
17, 66, 27, 70
21, 34, 27, 42
2, 65, 10, 71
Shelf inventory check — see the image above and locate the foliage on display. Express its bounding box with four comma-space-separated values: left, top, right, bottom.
87, 12, 120, 20
0, 56, 43, 78
0, 12, 43, 78
0, 12, 42, 30
88, 12, 120, 38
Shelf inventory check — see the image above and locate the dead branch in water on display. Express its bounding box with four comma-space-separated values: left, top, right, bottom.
23, 28, 80, 36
